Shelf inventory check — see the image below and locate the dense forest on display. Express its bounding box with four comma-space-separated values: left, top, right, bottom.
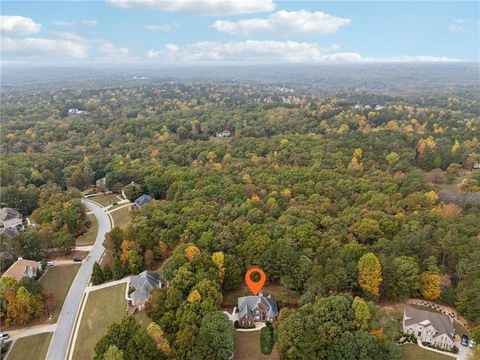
1, 69, 480, 358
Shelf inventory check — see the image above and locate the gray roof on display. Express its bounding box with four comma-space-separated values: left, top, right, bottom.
2, 227, 18, 237
129, 271, 161, 300
1, 208, 22, 222
404, 307, 454, 338
134, 194, 153, 207
238, 295, 278, 319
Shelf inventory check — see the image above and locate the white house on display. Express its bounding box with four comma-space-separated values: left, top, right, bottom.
403, 307, 455, 350
216, 130, 231, 138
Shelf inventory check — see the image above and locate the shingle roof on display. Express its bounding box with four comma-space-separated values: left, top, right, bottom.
0, 208, 22, 222
238, 295, 278, 319
1, 259, 40, 281
129, 271, 161, 300
404, 307, 454, 338
134, 194, 153, 207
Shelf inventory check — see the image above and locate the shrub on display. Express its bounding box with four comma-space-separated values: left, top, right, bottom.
234, 320, 240, 329
260, 323, 274, 355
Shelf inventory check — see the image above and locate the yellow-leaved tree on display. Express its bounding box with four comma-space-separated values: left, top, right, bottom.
358, 253, 382, 298
147, 322, 171, 355
420, 271, 442, 301
212, 252, 225, 281
184, 245, 200, 261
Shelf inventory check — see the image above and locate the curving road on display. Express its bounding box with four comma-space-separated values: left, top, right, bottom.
46, 200, 111, 360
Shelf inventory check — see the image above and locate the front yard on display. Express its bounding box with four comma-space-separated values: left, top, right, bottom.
235, 331, 280, 360
39, 264, 81, 322
72, 283, 127, 360
400, 344, 454, 360
90, 194, 120, 207
7, 333, 52, 360
75, 214, 98, 246
110, 206, 132, 229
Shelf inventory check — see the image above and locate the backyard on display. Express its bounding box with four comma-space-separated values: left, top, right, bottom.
39, 264, 81, 322
72, 283, 127, 360
235, 331, 280, 360
7, 333, 52, 360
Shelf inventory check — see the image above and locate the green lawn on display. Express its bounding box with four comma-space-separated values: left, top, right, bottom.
7, 333, 52, 360
133, 310, 151, 330
110, 206, 131, 229
75, 214, 98, 246
72, 284, 127, 360
235, 331, 279, 360
400, 344, 453, 360
39, 264, 81, 322
90, 194, 120, 207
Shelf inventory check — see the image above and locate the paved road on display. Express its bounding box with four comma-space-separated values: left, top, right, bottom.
46, 200, 111, 360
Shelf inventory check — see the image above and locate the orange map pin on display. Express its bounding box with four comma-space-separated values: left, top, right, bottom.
245, 267, 266, 295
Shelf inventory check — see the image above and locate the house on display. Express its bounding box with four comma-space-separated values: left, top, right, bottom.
237, 294, 278, 328
1, 258, 42, 281
403, 307, 455, 350
132, 194, 153, 209
0, 207, 24, 236
473, 162, 480, 170
216, 130, 231, 138
127, 271, 162, 312
68, 108, 86, 116
375, 105, 384, 110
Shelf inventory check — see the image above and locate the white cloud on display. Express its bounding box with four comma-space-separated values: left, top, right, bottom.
82, 19, 98, 27
213, 10, 350, 35
97, 41, 130, 56
1, 16, 42, 34
448, 18, 477, 32
0, 37, 88, 59
145, 40, 460, 63
53, 19, 97, 27
53, 20, 76, 26
106, 0, 275, 15
144, 22, 178, 32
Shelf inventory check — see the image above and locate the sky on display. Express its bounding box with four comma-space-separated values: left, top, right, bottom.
1, 0, 479, 63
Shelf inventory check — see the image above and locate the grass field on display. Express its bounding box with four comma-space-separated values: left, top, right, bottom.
72, 284, 127, 360
400, 344, 453, 360
75, 214, 98, 246
39, 264, 81, 322
7, 333, 52, 360
235, 331, 280, 360
90, 194, 120, 207
110, 206, 131, 229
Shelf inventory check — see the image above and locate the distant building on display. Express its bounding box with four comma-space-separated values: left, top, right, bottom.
132, 194, 153, 209
403, 307, 455, 350
0, 207, 24, 236
473, 162, 480, 169
216, 130, 231, 138
375, 105, 384, 110
1, 258, 42, 281
127, 271, 162, 312
68, 108, 86, 116
364, 105, 372, 109
237, 295, 278, 328
353, 103, 363, 110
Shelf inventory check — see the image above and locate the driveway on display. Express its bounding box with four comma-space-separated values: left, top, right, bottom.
46, 200, 111, 360
456, 342, 472, 360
